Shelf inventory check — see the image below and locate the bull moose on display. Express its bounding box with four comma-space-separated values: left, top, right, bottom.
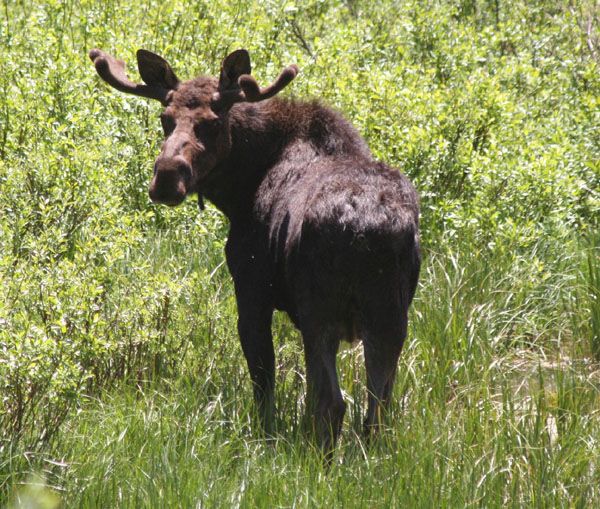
89, 47, 420, 454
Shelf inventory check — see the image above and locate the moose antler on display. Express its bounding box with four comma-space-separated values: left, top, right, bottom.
89, 49, 173, 104
212, 65, 299, 110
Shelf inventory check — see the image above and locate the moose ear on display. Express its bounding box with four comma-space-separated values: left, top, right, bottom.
219, 49, 252, 90
136, 49, 179, 90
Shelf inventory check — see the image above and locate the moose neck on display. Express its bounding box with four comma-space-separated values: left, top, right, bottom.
198, 97, 372, 224
200, 99, 293, 223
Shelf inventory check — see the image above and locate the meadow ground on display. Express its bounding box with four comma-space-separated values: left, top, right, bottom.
1, 1, 599, 507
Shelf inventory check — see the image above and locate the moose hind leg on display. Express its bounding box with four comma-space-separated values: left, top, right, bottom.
302, 329, 346, 457
362, 297, 409, 437
363, 338, 403, 436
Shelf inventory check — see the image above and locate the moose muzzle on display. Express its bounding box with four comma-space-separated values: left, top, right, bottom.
149, 156, 191, 206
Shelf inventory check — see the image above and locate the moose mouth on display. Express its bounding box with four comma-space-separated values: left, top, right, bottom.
158, 195, 186, 207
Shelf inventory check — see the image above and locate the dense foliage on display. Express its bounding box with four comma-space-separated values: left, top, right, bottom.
1, 0, 599, 506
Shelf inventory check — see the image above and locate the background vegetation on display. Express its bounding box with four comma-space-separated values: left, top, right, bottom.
1, 0, 599, 506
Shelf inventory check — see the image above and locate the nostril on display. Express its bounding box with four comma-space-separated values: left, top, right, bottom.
177, 162, 192, 184
149, 181, 186, 206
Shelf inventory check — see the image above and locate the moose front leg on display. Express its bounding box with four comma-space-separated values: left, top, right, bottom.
237, 305, 276, 436
226, 226, 277, 436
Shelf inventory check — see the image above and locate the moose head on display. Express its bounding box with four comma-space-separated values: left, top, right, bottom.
89, 48, 298, 207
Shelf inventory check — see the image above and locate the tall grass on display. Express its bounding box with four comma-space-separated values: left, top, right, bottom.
4, 240, 600, 507
585, 233, 600, 360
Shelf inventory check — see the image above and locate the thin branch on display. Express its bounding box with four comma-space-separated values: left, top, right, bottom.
587, 16, 598, 60
290, 18, 316, 60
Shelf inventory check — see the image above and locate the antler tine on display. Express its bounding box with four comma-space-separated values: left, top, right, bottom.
240, 65, 299, 101
213, 64, 299, 109
89, 49, 169, 104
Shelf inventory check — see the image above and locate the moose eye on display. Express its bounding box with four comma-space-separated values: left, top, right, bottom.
160, 114, 175, 136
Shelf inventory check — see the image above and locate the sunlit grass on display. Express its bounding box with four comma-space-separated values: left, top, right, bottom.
5, 243, 600, 506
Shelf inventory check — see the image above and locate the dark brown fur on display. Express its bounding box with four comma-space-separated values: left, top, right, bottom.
90, 48, 421, 455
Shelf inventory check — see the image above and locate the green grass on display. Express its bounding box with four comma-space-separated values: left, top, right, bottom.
1, 0, 599, 506
5, 246, 600, 507
4, 241, 599, 507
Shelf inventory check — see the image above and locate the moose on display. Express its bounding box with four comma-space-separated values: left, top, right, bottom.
89, 47, 420, 454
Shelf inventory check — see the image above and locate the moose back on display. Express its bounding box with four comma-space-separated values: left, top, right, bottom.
90, 47, 421, 454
